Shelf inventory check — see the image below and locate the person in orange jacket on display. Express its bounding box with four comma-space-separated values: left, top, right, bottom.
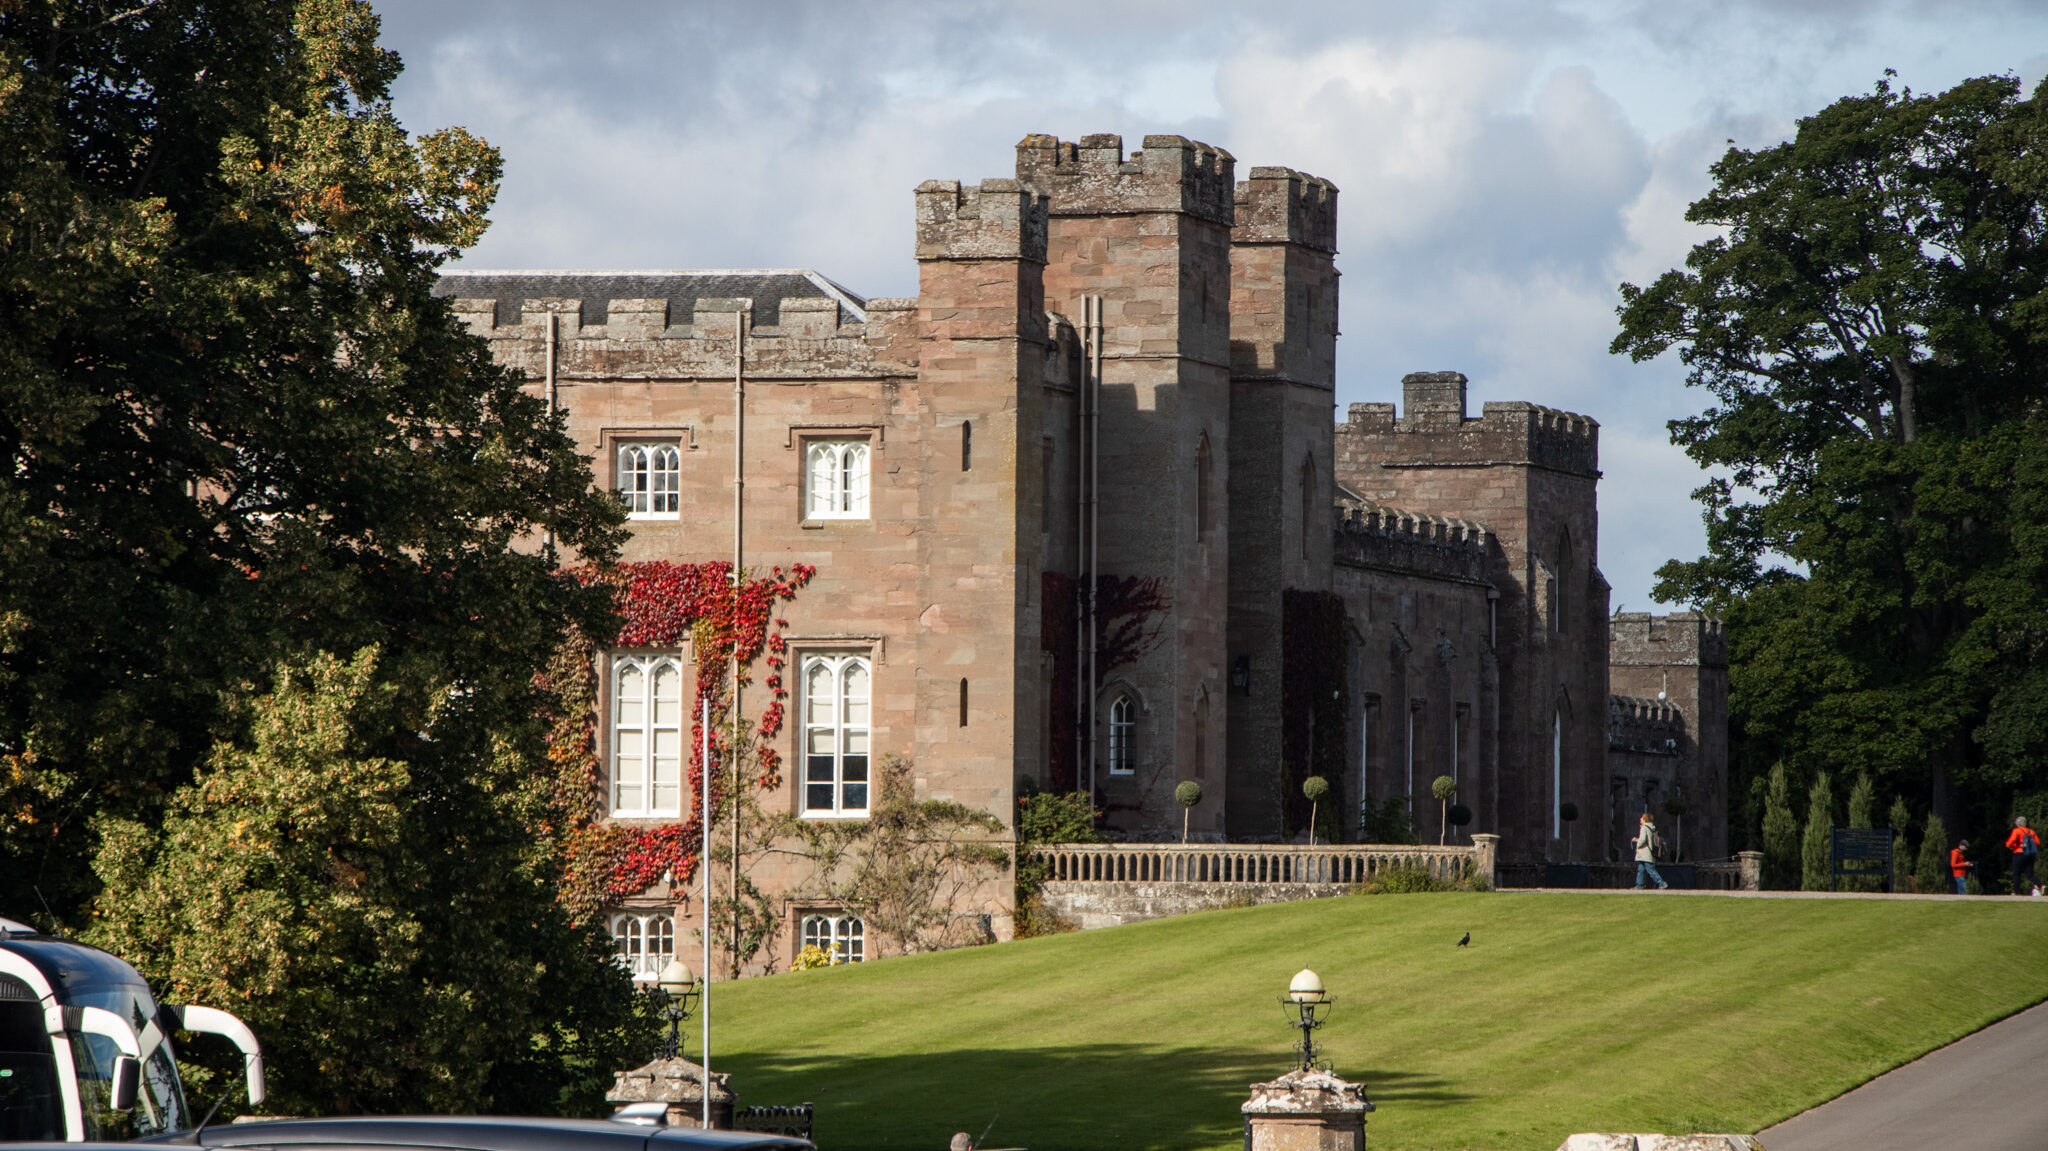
2006, 816, 2041, 897
1950, 839, 1973, 896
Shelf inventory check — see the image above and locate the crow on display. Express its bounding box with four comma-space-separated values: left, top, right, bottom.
1457, 932, 1470, 947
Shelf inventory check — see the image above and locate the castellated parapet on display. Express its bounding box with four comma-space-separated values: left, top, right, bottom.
1333, 503, 1490, 584
1015, 132, 1237, 225
1609, 612, 1728, 669
914, 179, 1049, 263
1339, 371, 1600, 477
1233, 167, 1338, 253
1608, 695, 1683, 756
438, 272, 918, 382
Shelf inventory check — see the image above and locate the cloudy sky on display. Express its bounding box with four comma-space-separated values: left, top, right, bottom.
373, 0, 2048, 612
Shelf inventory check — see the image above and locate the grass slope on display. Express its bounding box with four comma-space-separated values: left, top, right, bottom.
708, 894, 2048, 1151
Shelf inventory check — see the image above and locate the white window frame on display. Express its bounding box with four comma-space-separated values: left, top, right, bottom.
611, 654, 686, 817
800, 912, 865, 964
1107, 694, 1136, 776
610, 913, 675, 983
801, 654, 872, 816
618, 443, 683, 519
805, 438, 871, 520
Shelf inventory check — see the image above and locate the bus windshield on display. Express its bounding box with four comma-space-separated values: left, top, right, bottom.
64, 984, 187, 1138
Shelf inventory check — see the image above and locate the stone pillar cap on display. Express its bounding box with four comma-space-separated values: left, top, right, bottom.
1242, 1066, 1374, 1115
605, 1057, 735, 1106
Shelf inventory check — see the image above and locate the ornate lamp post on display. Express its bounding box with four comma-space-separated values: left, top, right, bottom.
653, 958, 701, 1061
1282, 967, 1333, 1071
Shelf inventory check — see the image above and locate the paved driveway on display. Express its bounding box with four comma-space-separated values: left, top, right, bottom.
1761, 998, 2048, 1151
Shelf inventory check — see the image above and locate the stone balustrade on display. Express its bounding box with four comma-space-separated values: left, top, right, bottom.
1028, 841, 1485, 886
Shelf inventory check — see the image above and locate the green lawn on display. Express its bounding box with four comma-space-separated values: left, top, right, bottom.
706, 893, 2048, 1151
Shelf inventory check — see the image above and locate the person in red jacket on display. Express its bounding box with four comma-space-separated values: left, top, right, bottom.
1950, 839, 1973, 896
2006, 816, 2041, 897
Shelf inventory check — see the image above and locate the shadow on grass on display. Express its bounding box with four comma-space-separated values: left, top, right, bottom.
718, 1043, 1472, 1151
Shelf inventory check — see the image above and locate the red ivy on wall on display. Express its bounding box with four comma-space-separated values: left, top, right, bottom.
541, 560, 815, 921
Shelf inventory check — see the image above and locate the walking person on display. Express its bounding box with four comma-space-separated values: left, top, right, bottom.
1950, 839, 1973, 895
1633, 812, 1669, 890
2006, 817, 2041, 896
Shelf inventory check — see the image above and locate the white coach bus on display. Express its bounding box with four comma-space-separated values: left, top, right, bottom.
0, 917, 262, 1141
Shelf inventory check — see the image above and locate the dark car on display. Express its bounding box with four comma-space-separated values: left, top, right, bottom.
135, 1116, 810, 1151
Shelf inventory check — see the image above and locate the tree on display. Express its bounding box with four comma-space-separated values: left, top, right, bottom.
1303, 776, 1330, 846
1762, 763, 1801, 889
771, 756, 1008, 957
1888, 795, 1914, 891
1802, 772, 1836, 891
1614, 73, 2048, 846
1663, 792, 1691, 860
1916, 813, 1952, 894
89, 649, 638, 1116
0, 0, 631, 1113
1429, 775, 1456, 846
1175, 780, 1202, 844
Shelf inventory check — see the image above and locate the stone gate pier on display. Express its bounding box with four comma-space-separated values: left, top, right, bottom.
1242, 1066, 1374, 1151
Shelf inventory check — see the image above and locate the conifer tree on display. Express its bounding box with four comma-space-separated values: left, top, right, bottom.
1802, 772, 1835, 891
1916, 813, 1951, 894
1762, 762, 1801, 889
1888, 796, 1914, 891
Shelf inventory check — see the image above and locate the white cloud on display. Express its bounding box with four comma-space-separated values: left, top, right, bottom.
373, 0, 2048, 611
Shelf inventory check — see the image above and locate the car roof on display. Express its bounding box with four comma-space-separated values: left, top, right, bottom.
144, 1117, 810, 1151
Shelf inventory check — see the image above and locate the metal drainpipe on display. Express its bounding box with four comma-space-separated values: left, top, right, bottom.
544, 311, 557, 553
1086, 296, 1102, 805
730, 310, 745, 982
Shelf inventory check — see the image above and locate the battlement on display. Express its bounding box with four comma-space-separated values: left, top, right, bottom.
1610, 612, 1729, 667
435, 271, 918, 381
1336, 371, 1600, 477
1608, 694, 1684, 755
914, 178, 1049, 263
1015, 132, 1236, 226
1233, 166, 1338, 252
1332, 500, 1491, 584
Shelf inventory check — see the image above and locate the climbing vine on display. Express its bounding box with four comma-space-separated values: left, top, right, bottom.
1039, 572, 1170, 793
539, 560, 815, 921
1282, 588, 1349, 840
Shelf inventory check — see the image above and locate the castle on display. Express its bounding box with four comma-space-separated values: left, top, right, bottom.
436, 133, 1726, 971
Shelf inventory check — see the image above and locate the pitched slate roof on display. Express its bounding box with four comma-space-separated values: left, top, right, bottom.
432, 270, 868, 329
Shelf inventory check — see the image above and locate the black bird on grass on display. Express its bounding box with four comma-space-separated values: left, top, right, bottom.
1457, 932, 1470, 947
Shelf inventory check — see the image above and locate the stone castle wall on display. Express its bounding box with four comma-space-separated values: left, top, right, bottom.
439, 127, 1723, 968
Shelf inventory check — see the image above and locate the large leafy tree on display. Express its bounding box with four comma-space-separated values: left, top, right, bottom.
1615, 73, 2048, 841
0, 0, 636, 1113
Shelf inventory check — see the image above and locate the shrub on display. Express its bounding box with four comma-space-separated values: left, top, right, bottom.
1888, 797, 1914, 891
1358, 796, 1417, 845
1762, 763, 1800, 889
1802, 772, 1835, 891
1357, 862, 1489, 895
1012, 787, 1103, 934
1916, 813, 1950, 894
793, 944, 833, 971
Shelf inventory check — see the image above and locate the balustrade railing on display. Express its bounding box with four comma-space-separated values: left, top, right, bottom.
1029, 842, 1478, 886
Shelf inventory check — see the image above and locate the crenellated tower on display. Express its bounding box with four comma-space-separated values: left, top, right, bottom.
1224, 166, 1342, 839
1335, 372, 1609, 861
912, 177, 1052, 811
1016, 133, 1240, 836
